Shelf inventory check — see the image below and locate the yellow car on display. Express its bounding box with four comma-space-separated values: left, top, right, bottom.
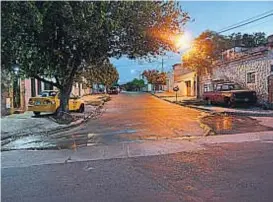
28, 90, 85, 116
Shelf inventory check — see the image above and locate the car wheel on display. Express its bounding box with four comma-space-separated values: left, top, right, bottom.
225, 99, 234, 108
33, 112, 40, 116
54, 107, 60, 115
78, 104, 85, 113
205, 98, 211, 105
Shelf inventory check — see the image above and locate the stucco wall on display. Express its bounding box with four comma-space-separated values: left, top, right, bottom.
174, 72, 196, 96
212, 57, 272, 103
199, 47, 273, 104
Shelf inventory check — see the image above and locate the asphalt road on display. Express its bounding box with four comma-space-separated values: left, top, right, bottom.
2, 141, 273, 202
2, 92, 205, 150
72, 92, 205, 143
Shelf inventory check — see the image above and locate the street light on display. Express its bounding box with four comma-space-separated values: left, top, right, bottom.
12, 64, 20, 75
174, 31, 193, 51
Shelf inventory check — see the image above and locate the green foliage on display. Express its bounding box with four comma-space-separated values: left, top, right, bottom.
1, 1, 188, 114
84, 61, 119, 88
182, 30, 268, 75
122, 78, 145, 91
142, 70, 167, 85
228, 32, 267, 48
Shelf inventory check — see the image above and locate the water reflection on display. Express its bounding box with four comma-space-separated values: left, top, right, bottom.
215, 116, 233, 131
202, 114, 273, 135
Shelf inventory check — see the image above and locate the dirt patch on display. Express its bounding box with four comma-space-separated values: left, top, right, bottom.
201, 114, 273, 135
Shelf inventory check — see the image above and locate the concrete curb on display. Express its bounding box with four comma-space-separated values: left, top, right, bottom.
2, 131, 273, 168
1, 102, 106, 145
1, 118, 86, 146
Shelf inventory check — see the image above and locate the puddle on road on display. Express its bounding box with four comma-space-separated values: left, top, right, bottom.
201, 114, 273, 135
2, 135, 56, 150
2, 128, 141, 151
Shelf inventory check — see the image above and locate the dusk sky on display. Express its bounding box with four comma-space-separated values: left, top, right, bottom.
112, 1, 273, 84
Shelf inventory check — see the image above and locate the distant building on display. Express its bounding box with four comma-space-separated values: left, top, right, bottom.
172, 63, 197, 97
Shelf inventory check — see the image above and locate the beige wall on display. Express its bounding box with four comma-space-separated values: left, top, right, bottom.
174, 72, 197, 97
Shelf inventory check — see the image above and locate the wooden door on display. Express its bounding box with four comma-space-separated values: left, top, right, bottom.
186, 81, 191, 96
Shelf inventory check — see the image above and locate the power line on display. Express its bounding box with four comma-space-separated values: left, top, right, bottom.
218, 12, 273, 34
218, 9, 273, 32
234, 18, 273, 33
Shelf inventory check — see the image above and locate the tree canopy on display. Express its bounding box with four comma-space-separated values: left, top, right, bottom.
182, 30, 267, 75
142, 69, 167, 86
122, 78, 145, 91
2, 1, 189, 116
83, 61, 119, 89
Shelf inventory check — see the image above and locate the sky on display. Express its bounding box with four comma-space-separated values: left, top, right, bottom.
111, 1, 273, 84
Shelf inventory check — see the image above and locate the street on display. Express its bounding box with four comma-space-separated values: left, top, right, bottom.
2, 92, 205, 150
2, 142, 273, 202
2, 2, 273, 201
65, 92, 204, 144
2, 92, 273, 202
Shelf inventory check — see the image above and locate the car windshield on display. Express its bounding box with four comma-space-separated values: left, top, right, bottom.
221, 84, 241, 91
40, 91, 58, 97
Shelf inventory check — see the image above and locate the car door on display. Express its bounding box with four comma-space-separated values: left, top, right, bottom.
212, 85, 221, 103
69, 95, 78, 111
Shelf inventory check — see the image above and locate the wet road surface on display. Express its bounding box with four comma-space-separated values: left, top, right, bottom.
2, 92, 205, 150
3, 92, 273, 151
202, 114, 273, 134
2, 141, 273, 202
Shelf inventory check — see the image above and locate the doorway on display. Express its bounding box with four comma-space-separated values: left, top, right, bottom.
185, 81, 191, 96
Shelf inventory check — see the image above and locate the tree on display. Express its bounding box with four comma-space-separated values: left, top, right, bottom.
182, 31, 268, 76
228, 32, 267, 47
84, 61, 119, 91
142, 69, 166, 92
122, 78, 145, 91
2, 1, 189, 118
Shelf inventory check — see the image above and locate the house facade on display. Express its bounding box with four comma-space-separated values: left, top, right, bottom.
1, 75, 91, 116
199, 35, 273, 106
172, 63, 197, 97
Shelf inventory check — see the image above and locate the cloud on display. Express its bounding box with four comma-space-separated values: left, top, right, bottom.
130, 69, 136, 74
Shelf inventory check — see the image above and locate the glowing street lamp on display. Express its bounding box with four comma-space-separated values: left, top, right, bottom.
174, 31, 193, 51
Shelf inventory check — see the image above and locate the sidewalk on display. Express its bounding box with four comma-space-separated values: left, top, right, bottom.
154, 92, 273, 117
2, 130, 273, 169
1, 94, 110, 142
152, 92, 273, 134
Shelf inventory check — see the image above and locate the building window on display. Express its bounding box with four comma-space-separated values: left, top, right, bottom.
44, 82, 53, 90
247, 72, 256, 84
271, 65, 273, 72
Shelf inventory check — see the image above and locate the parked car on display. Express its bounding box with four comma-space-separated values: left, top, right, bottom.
28, 90, 85, 116
203, 82, 257, 107
108, 86, 119, 95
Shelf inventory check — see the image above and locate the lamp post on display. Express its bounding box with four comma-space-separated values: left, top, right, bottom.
12, 64, 20, 109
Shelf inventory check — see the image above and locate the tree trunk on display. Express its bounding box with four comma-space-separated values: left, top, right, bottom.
56, 81, 73, 120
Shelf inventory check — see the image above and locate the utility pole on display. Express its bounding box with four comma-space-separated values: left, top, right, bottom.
161, 57, 164, 72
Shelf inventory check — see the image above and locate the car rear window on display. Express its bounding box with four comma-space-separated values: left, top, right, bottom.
40, 91, 58, 97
